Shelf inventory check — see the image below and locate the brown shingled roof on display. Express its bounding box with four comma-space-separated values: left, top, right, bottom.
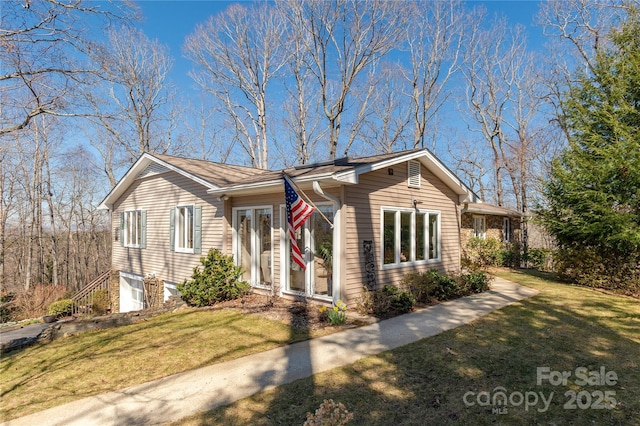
153, 149, 422, 188
152, 154, 272, 187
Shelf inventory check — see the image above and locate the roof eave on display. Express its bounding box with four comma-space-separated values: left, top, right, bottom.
98, 153, 220, 210
207, 174, 341, 197
334, 149, 479, 201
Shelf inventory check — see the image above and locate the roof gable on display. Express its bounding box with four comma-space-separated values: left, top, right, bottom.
99, 149, 479, 210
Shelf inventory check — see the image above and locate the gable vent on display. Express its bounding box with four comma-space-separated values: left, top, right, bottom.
137, 162, 169, 179
408, 160, 421, 188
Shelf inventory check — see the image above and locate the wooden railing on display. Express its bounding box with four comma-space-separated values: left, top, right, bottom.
71, 270, 111, 316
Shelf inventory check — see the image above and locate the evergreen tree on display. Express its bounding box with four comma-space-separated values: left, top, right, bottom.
539, 12, 640, 289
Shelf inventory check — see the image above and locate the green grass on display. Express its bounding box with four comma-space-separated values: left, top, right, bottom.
0, 309, 315, 421
173, 269, 640, 425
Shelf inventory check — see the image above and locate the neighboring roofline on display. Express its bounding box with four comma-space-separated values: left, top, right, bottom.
97, 153, 219, 210
462, 202, 523, 217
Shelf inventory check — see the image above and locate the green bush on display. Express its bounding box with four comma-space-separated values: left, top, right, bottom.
431, 273, 460, 300
48, 299, 74, 318
91, 289, 110, 315
382, 285, 416, 314
0, 291, 16, 323
357, 285, 415, 318
553, 247, 640, 294
499, 242, 522, 268
526, 248, 553, 271
458, 270, 492, 294
177, 249, 250, 307
464, 237, 503, 268
404, 269, 492, 302
401, 272, 438, 303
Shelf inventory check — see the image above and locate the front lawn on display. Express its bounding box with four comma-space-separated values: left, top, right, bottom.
174, 269, 640, 425
0, 309, 319, 421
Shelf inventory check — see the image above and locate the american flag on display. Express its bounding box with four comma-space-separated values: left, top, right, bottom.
284, 176, 314, 269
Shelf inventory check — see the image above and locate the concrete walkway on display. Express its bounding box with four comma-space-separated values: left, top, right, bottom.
2, 277, 538, 426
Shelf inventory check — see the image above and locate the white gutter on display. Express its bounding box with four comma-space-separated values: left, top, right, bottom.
312, 181, 342, 305
207, 173, 343, 196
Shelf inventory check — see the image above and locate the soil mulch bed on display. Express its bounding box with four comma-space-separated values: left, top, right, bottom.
211, 293, 377, 331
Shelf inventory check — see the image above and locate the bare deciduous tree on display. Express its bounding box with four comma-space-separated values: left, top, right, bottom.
86, 26, 175, 185
358, 63, 411, 154
462, 11, 527, 207
0, 0, 137, 136
405, 0, 465, 149
279, 0, 406, 158
185, 3, 287, 169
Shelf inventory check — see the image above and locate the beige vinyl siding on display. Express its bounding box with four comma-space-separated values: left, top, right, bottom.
112, 171, 224, 286
343, 162, 460, 303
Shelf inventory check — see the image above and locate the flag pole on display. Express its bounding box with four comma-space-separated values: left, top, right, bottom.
283, 172, 334, 229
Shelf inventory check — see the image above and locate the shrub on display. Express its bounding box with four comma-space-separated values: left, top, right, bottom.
404, 269, 492, 302
464, 237, 503, 268
48, 299, 75, 318
459, 270, 492, 294
356, 285, 415, 317
0, 291, 16, 323
382, 285, 416, 314
526, 248, 553, 271
553, 247, 640, 294
177, 249, 250, 307
91, 289, 110, 315
499, 242, 522, 268
401, 272, 438, 303
13, 284, 67, 321
431, 273, 460, 300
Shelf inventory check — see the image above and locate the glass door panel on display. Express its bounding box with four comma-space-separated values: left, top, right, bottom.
237, 209, 252, 283
235, 208, 272, 288
256, 208, 272, 287
312, 206, 333, 297
282, 205, 333, 298
288, 225, 306, 293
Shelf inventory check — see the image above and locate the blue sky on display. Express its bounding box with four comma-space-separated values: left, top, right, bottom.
138, 0, 546, 97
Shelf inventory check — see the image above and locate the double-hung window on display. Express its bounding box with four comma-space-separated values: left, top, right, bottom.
473, 215, 486, 239
382, 207, 440, 267
170, 205, 202, 254
121, 210, 146, 248
503, 217, 511, 242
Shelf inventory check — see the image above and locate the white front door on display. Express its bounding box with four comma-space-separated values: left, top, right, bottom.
281, 205, 334, 299
233, 207, 273, 288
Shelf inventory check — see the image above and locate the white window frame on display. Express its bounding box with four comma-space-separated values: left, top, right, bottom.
503, 217, 511, 242
122, 210, 143, 248
174, 205, 195, 253
473, 215, 486, 239
380, 206, 441, 269
408, 160, 421, 188
119, 271, 145, 312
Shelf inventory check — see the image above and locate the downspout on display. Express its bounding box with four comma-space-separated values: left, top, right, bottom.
312, 181, 341, 304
